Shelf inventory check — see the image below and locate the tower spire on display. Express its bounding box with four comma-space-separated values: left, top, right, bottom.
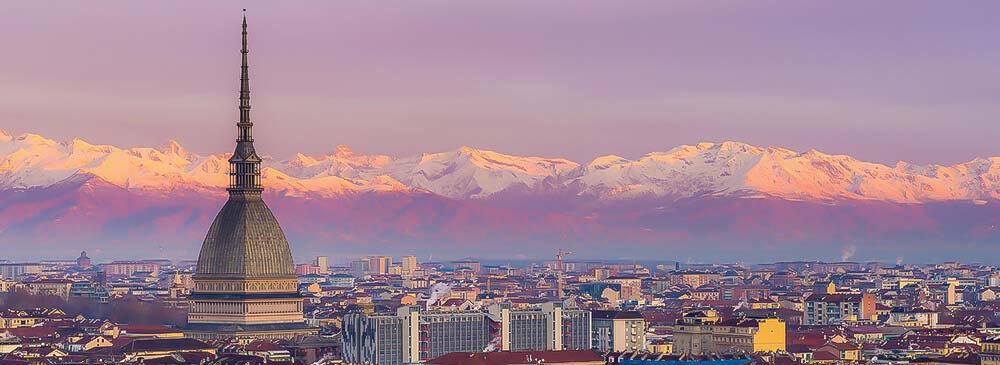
228, 9, 263, 196
240, 9, 250, 129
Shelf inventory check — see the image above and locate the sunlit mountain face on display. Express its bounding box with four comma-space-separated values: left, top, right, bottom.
2, 130, 999, 262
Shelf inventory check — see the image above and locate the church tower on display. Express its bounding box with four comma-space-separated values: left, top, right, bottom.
185, 11, 316, 340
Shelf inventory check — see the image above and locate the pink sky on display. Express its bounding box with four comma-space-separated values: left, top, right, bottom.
1, 1, 998, 164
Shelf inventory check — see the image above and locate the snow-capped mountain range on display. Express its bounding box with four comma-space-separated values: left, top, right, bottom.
2, 130, 998, 203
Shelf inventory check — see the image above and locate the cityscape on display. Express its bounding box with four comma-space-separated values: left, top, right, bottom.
6, 251, 1000, 365
3, 2, 1000, 365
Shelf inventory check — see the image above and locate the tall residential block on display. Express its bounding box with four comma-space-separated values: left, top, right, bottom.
402, 255, 418, 275
591, 310, 646, 352
804, 293, 876, 325
343, 303, 591, 365
313, 256, 329, 274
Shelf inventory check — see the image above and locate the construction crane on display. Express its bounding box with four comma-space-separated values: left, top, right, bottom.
556, 249, 572, 298
556, 249, 572, 273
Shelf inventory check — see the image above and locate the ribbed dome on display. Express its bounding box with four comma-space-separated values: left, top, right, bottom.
195, 196, 295, 278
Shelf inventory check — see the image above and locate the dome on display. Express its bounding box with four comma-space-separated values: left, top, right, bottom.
195, 197, 295, 278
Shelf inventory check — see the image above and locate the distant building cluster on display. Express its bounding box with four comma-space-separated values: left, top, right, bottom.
8, 250, 1000, 365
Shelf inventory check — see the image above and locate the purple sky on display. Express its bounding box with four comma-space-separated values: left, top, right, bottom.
1, 1, 998, 164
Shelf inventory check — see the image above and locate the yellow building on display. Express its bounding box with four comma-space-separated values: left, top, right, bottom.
63, 335, 114, 352
648, 339, 673, 354
14, 346, 68, 359
711, 317, 786, 353
815, 282, 836, 294
981, 337, 1000, 365
748, 299, 781, 310
673, 310, 786, 354
0, 280, 15, 293
880, 277, 924, 290
0, 310, 41, 329
816, 342, 860, 362
983, 338, 1000, 353
691, 287, 720, 301
0, 308, 62, 329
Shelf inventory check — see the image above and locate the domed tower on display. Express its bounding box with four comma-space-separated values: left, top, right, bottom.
76, 251, 92, 268
185, 11, 316, 340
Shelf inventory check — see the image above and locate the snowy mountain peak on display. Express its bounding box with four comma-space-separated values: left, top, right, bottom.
587, 155, 630, 170
764, 146, 798, 157
14, 132, 56, 146
333, 144, 355, 157
68, 138, 116, 154
716, 141, 763, 154
158, 140, 187, 156
1, 132, 999, 203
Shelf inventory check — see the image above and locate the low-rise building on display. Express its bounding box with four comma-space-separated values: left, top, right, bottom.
0, 263, 43, 280
25, 279, 75, 300
99, 261, 159, 277
672, 310, 786, 355
118, 338, 216, 361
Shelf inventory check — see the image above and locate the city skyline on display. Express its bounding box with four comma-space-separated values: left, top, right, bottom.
4, 4, 1000, 365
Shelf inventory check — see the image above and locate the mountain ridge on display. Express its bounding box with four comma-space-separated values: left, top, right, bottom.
1, 130, 999, 203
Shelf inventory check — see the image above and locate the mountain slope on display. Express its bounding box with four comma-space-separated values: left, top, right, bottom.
2, 131, 999, 261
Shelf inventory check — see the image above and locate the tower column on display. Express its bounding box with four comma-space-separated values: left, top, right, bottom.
186, 11, 316, 340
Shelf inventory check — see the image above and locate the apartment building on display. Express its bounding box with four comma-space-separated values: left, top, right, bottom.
672, 310, 786, 355
343, 302, 591, 365
804, 293, 876, 325
591, 310, 645, 353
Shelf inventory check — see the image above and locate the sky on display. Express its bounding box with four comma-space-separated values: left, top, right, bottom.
1, 1, 998, 165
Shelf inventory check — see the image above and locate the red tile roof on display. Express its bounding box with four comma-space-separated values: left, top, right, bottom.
1, 327, 57, 339
428, 350, 603, 365
811, 350, 839, 361
245, 340, 285, 352
119, 324, 182, 335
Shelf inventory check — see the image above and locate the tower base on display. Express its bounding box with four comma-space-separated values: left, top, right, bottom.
184, 322, 318, 341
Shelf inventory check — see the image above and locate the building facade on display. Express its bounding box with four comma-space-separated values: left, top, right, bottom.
0, 263, 43, 279
342, 314, 404, 365
343, 303, 591, 365
24, 279, 74, 300
313, 256, 329, 274
402, 256, 418, 275
804, 293, 876, 325
591, 310, 646, 353
672, 310, 786, 355
99, 261, 159, 277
